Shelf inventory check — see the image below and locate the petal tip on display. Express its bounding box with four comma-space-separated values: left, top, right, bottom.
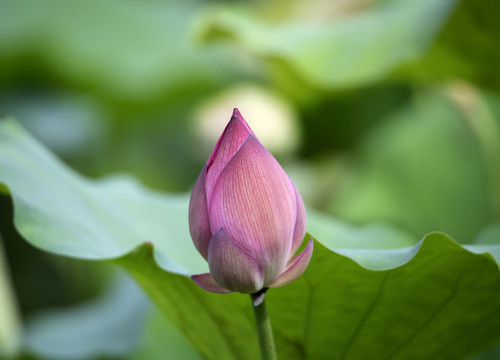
268, 238, 314, 288
232, 108, 243, 119
191, 273, 232, 294
231, 108, 252, 134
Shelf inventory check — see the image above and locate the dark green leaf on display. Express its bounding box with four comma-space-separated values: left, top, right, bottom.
408, 0, 500, 91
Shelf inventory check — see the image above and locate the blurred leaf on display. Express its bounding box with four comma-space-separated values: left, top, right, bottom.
1, 119, 500, 359
329, 89, 500, 243
408, 0, 500, 91
23, 272, 200, 360
196, 0, 457, 89
0, 235, 21, 359
469, 343, 500, 360
24, 273, 150, 360
307, 207, 416, 249
0, 0, 232, 101
474, 223, 500, 245
0, 93, 109, 157
465, 223, 500, 265
130, 307, 202, 360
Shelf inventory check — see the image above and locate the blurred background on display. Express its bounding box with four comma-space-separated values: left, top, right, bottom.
0, 0, 499, 358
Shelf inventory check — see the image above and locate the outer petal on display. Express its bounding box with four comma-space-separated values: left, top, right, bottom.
191, 273, 232, 294
208, 228, 264, 294
209, 136, 296, 283
188, 165, 211, 260
288, 184, 307, 260
205, 109, 254, 203
268, 238, 313, 288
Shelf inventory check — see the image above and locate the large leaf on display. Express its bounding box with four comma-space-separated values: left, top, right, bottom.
0, 118, 206, 275
115, 234, 500, 360
196, 0, 457, 90
1, 119, 500, 359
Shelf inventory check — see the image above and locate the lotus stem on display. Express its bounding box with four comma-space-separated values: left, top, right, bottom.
251, 289, 277, 360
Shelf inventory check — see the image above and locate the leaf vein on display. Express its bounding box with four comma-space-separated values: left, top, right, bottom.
385, 265, 469, 360
338, 271, 390, 360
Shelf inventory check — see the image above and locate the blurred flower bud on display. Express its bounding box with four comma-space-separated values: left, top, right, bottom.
189, 109, 313, 294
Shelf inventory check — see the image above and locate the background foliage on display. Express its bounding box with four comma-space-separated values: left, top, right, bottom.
0, 0, 499, 359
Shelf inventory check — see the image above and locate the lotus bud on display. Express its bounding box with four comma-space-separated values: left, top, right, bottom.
189, 109, 313, 294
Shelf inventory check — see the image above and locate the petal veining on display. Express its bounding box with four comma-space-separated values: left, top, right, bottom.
188, 165, 211, 260
208, 228, 264, 293
191, 273, 232, 293
205, 110, 254, 203
209, 136, 296, 282
288, 184, 307, 260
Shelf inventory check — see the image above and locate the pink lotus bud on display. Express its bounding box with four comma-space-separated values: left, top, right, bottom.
189, 109, 313, 294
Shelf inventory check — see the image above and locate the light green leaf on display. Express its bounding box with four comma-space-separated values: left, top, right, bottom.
0, 118, 206, 275
1, 119, 500, 359
196, 0, 457, 89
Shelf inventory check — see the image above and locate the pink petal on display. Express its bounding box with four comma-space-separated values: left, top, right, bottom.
205, 109, 255, 203
208, 228, 264, 294
268, 238, 313, 288
231, 108, 252, 132
288, 184, 307, 260
191, 273, 232, 294
209, 136, 297, 283
188, 165, 211, 260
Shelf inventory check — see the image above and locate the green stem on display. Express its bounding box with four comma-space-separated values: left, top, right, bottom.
251, 289, 277, 360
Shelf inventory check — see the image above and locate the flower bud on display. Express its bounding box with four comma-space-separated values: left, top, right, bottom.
189, 109, 313, 294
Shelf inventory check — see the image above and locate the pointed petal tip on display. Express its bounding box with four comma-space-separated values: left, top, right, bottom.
230, 108, 252, 133
268, 238, 314, 288
191, 273, 232, 294
206, 108, 254, 173
232, 108, 242, 118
